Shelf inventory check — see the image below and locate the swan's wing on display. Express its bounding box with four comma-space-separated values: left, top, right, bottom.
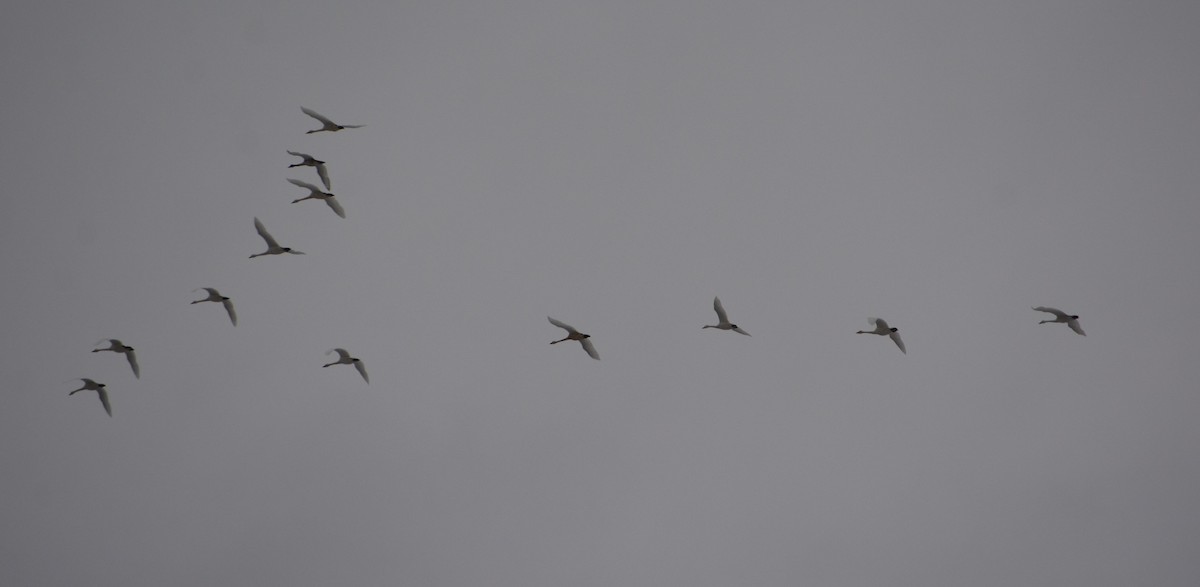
94, 339, 115, 349
222, 299, 238, 326
547, 317, 579, 334
873, 318, 890, 330
1033, 306, 1068, 318
287, 150, 311, 160
287, 178, 320, 192
354, 361, 369, 383
301, 107, 335, 126
98, 388, 112, 417
254, 217, 281, 248
325, 196, 346, 218
327, 348, 351, 360
713, 297, 730, 324
80, 378, 98, 387
733, 326, 751, 336
315, 163, 331, 190
580, 338, 600, 360
889, 331, 906, 354
195, 287, 219, 297
125, 349, 140, 379
1066, 318, 1086, 336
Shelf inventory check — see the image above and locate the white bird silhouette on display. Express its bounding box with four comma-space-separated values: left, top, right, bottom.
250, 217, 305, 258
301, 107, 364, 134
702, 296, 750, 336
287, 178, 345, 218
857, 317, 906, 354
1033, 306, 1086, 336
287, 150, 331, 190
548, 317, 599, 360
323, 348, 369, 383
70, 378, 112, 417
191, 287, 238, 326
93, 339, 139, 378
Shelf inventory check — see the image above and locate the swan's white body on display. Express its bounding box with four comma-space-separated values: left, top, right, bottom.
70, 378, 111, 417
548, 317, 600, 360
287, 150, 331, 190
323, 348, 369, 383
1033, 306, 1085, 336
857, 317, 906, 354
702, 296, 750, 336
301, 107, 364, 134
288, 178, 345, 218
250, 217, 305, 258
191, 287, 238, 326
93, 339, 139, 378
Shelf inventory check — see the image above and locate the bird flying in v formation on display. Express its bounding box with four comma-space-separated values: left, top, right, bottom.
857, 317, 906, 354
93, 339, 139, 378
287, 150, 331, 190
288, 178, 345, 218
1033, 306, 1085, 336
548, 317, 600, 360
300, 107, 364, 134
69, 378, 112, 417
703, 296, 750, 336
250, 217, 305, 258
323, 348, 369, 383
191, 287, 238, 326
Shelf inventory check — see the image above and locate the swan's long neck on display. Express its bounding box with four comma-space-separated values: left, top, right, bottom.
550, 337, 570, 344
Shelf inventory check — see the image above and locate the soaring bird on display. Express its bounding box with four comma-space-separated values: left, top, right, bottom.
548, 317, 600, 360
191, 287, 238, 326
70, 378, 112, 417
287, 178, 345, 218
323, 348, 369, 383
702, 296, 751, 336
300, 107, 364, 134
93, 339, 139, 378
250, 217, 305, 258
287, 150, 331, 190
857, 317, 906, 354
1033, 307, 1086, 336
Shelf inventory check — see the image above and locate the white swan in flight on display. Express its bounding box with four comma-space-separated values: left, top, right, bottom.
287, 178, 345, 218
93, 339, 139, 378
857, 317, 906, 354
548, 317, 600, 360
70, 378, 112, 417
1033, 306, 1085, 336
702, 296, 750, 336
323, 348, 369, 383
301, 107, 364, 134
287, 150, 331, 190
191, 287, 238, 326
250, 217, 305, 258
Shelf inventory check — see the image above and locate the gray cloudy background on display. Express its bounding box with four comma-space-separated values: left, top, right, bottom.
3, 1, 1199, 585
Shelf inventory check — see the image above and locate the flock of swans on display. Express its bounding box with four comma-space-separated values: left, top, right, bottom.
70, 108, 371, 417
69, 107, 1087, 417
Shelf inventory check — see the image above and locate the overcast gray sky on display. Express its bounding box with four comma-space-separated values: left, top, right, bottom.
3, 1, 1199, 585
